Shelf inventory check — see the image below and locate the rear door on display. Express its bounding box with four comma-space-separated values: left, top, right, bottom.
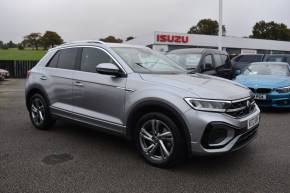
43, 48, 79, 115
71, 47, 127, 133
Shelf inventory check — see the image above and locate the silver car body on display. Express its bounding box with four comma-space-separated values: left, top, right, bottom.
25, 41, 260, 156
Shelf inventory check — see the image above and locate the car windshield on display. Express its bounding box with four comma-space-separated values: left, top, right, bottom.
242, 63, 290, 76
113, 47, 186, 74
167, 53, 202, 69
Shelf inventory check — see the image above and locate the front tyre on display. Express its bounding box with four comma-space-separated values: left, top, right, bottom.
29, 93, 55, 130
135, 112, 185, 168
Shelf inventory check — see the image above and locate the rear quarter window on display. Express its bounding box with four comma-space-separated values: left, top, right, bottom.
46, 51, 60, 68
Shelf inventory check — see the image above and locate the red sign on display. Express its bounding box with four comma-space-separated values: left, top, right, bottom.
156, 34, 189, 44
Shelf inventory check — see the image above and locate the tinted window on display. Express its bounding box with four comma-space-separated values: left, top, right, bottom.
236, 55, 263, 63
46, 52, 60, 68
81, 48, 116, 73
57, 48, 78, 70
265, 56, 287, 62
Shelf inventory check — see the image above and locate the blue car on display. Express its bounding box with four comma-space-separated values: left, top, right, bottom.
234, 62, 290, 108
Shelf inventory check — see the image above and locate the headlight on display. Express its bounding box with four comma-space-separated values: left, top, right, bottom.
184, 98, 232, 112
276, 86, 290, 93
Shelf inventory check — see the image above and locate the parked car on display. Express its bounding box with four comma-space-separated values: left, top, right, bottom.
264, 54, 290, 64
25, 41, 260, 167
0, 73, 4, 81
166, 48, 233, 79
234, 62, 290, 108
232, 54, 290, 73
0, 69, 10, 79
231, 54, 264, 72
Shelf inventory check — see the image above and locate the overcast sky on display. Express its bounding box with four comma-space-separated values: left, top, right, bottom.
0, 0, 289, 42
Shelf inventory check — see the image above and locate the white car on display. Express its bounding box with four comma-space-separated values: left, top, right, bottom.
0, 69, 10, 79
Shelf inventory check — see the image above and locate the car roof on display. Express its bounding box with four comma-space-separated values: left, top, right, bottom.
167, 48, 227, 55
49, 40, 148, 51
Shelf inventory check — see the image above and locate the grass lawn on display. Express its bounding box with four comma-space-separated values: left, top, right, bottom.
0, 48, 46, 60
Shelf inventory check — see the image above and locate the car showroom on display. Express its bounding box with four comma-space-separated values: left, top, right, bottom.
128, 31, 290, 55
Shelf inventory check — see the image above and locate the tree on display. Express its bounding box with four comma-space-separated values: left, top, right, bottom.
188, 19, 226, 36
24, 33, 42, 50
250, 20, 290, 41
7, 41, 17, 48
41, 31, 64, 49
126, 36, 134, 41
100, 36, 123, 43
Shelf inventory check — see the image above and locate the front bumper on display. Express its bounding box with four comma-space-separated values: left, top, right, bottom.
255, 92, 290, 108
184, 104, 260, 155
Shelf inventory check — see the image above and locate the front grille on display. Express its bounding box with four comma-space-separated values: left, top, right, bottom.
249, 88, 272, 94
225, 97, 256, 118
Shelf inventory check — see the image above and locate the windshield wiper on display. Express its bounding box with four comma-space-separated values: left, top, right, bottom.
186, 67, 196, 74
134, 63, 152, 72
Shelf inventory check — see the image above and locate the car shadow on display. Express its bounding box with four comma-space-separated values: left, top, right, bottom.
48, 119, 254, 173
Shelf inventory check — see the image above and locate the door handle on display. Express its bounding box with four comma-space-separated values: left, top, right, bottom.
40, 76, 47, 80
74, 81, 84, 87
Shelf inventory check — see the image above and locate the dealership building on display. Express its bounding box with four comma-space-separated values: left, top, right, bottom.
128, 31, 290, 55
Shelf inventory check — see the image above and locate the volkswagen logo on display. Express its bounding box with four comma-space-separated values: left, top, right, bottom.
246, 100, 250, 108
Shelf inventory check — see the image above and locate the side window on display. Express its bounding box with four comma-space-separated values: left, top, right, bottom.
220, 55, 231, 68
81, 47, 116, 73
204, 55, 213, 65
265, 56, 287, 62
57, 48, 78, 70
214, 54, 223, 67
239, 55, 263, 63
46, 51, 60, 68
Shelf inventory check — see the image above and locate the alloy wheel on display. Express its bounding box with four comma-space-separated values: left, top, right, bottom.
139, 119, 174, 162
31, 98, 45, 126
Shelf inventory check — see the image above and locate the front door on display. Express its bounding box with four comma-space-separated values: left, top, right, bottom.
72, 47, 127, 133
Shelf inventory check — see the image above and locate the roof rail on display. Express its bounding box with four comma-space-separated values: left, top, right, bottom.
61, 40, 104, 46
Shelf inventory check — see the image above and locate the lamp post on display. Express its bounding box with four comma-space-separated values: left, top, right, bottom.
218, 0, 223, 51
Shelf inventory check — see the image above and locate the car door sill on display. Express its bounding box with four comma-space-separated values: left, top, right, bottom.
50, 106, 126, 134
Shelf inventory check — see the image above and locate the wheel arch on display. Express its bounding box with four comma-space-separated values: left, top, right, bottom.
25, 84, 50, 110
126, 100, 192, 156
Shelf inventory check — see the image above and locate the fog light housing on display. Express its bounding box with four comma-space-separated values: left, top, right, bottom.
202, 124, 235, 149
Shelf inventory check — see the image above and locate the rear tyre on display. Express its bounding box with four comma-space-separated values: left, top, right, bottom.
134, 112, 186, 168
29, 93, 55, 130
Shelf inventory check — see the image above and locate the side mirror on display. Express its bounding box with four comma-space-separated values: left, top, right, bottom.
96, 63, 125, 77
203, 63, 213, 71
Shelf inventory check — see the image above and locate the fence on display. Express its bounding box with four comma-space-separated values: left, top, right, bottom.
0, 60, 38, 78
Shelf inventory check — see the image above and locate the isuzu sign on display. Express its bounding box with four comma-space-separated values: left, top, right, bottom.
156, 34, 189, 44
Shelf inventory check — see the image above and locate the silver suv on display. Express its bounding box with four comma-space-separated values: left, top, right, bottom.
25, 41, 260, 167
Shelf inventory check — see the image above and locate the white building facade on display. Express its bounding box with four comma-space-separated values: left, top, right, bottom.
128, 31, 290, 55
